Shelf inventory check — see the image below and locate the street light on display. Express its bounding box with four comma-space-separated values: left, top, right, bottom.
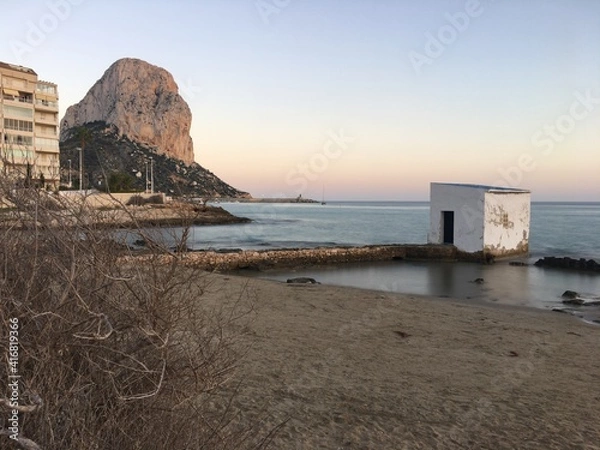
150, 157, 154, 194
77, 147, 83, 191
67, 159, 72, 188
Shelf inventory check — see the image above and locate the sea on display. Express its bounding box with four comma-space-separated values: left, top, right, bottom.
166, 201, 600, 322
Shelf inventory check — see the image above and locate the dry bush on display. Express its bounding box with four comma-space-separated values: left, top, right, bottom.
0, 183, 274, 449
126, 194, 164, 206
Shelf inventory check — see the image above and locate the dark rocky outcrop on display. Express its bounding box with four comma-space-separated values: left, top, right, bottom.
534, 257, 600, 273
59, 122, 250, 198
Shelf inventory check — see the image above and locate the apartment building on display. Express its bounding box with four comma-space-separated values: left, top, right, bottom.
0, 61, 59, 188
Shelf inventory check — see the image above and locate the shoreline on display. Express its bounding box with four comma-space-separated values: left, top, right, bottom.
210, 197, 319, 204
0, 204, 251, 229
203, 272, 600, 448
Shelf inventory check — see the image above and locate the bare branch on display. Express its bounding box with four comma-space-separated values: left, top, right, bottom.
0, 430, 42, 450
0, 394, 43, 413
116, 359, 167, 402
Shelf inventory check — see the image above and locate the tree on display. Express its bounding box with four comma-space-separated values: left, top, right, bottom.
107, 171, 135, 193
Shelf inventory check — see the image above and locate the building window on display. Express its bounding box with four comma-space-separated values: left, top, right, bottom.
4, 118, 33, 132
4, 134, 33, 146
3, 105, 33, 119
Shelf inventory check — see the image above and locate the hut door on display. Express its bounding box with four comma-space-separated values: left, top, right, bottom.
442, 211, 454, 244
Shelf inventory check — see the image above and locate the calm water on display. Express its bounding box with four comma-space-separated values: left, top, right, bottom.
187, 201, 600, 260
162, 201, 600, 319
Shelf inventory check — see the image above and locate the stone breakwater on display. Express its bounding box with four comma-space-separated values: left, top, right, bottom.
534, 256, 600, 273
139, 244, 460, 272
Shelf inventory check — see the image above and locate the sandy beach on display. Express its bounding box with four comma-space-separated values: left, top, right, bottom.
201, 273, 600, 449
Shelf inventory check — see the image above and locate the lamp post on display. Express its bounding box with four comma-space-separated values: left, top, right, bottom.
145, 160, 149, 193
150, 157, 154, 194
67, 159, 72, 188
77, 147, 83, 191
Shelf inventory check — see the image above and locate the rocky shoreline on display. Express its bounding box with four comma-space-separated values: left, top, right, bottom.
0, 203, 250, 229
96, 204, 250, 228
534, 256, 600, 273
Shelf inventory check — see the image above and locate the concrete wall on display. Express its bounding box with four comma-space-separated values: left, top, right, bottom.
428, 183, 486, 253
483, 191, 530, 257
128, 244, 461, 272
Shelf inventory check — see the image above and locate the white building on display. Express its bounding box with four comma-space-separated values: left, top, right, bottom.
428, 183, 531, 259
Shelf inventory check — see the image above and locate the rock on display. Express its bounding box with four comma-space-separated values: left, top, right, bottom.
471, 278, 485, 284
561, 291, 600, 306
61, 58, 195, 164
562, 290, 579, 300
562, 298, 585, 306
59, 122, 250, 198
509, 261, 528, 266
287, 277, 320, 284
534, 256, 600, 272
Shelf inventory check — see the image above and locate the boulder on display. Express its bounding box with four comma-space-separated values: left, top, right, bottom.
287, 277, 320, 284
561, 290, 579, 300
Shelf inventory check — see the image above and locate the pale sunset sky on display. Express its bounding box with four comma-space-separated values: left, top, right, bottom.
2, 0, 599, 201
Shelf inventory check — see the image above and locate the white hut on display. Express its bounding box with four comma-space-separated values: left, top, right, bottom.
428, 183, 531, 258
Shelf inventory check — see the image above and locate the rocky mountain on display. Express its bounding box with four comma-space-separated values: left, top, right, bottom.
61, 58, 194, 164
59, 122, 250, 198
59, 58, 250, 198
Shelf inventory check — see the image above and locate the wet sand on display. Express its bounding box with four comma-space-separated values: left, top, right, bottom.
202, 273, 600, 449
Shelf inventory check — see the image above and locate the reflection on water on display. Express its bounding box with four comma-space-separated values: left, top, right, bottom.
245, 260, 600, 322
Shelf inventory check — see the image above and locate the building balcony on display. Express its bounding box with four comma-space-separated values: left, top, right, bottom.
35, 115, 58, 125
35, 146, 60, 155
34, 99, 58, 111
3, 95, 34, 105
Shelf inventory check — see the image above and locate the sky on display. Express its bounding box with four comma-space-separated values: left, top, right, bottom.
2, 0, 599, 201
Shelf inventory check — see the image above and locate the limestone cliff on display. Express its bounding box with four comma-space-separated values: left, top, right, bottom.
60, 58, 194, 164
